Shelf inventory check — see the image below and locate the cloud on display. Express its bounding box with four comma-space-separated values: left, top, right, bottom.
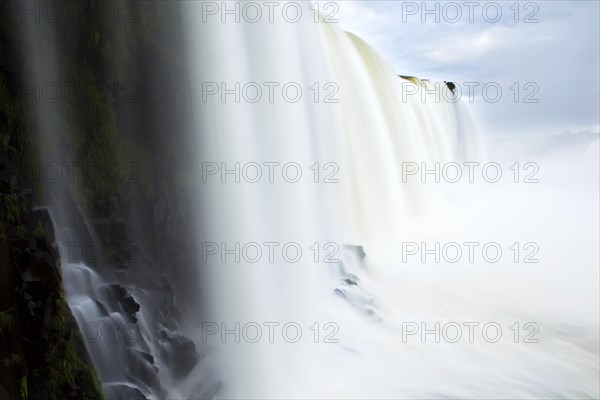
326, 0, 600, 136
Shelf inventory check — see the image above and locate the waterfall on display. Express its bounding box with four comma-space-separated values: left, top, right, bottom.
181, 3, 481, 398
18, 3, 195, 399
13, 1, 598, 398
181, 2, 598, 399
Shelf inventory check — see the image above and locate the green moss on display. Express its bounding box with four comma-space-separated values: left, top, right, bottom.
20, 375, 28, 400
33, 219, 44, 237
46, 339, 76, 397
0, 68, 40, 197
399, 75, 424, 85
44, 338, 105, 399
4, 353, 23, 367
0, 73, 17, 130
0, 308, 15, 334
3, 194, 19, 225
15, 224, 28, 238
41, 289, 104, 399
53, 291, 69, 329
82, 365, 104, 399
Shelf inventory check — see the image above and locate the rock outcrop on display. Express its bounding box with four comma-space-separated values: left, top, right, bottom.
0, 124, 103, 400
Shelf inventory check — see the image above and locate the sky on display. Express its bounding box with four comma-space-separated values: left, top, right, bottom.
318, 0, 600, 137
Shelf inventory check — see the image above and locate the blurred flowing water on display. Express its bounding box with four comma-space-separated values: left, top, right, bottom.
182, 2, 599, 399
19, 2, 195, 399
16, 0, 599, 398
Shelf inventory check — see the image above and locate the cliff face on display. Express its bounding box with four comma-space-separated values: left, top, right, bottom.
0, 154, 103, 400
2, 1, 201, 399
1, 37, 102, 397
1, 5, 102, 396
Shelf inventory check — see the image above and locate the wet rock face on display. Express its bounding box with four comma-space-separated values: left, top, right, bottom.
0, 155, 103, 399
85, 202, 202, 396
101, 284, 141, 322
158, 329, 201, 379
103, 383, 148, 400
0, 384, 9, 400
2, 3, 206, 398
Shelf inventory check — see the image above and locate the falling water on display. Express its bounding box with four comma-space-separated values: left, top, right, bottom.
16, 0, 598, 398
18, 3, 190, 399
182, 2, 598, 399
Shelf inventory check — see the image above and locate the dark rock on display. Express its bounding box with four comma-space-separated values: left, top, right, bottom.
101, 283, 140, 322
0, 384, 9, 400
0, 42, 18, 73
0, 158, 10, 186
342, 277, 358, 285
92, 299, 110, 318
135, 350, 155, 365
158, 330, 200, 379
1, 180, 104, 400
9, 172, 17, 188
0, 150, 9, 168
21, 189, 33, 210
102, 284, 141, 322
34, 238, 50, 253
23, 255, 55, 282
103, 383, 148, 400
26, 208, 55, 244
